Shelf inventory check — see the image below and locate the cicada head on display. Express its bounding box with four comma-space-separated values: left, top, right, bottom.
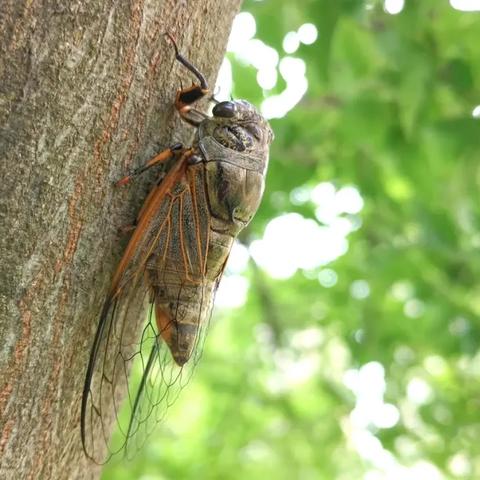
204, 99, 274, 155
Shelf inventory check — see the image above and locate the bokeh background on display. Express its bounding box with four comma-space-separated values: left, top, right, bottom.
103, 1, 480, 478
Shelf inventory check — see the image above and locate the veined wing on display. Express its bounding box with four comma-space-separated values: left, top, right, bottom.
81, 150, 216, 464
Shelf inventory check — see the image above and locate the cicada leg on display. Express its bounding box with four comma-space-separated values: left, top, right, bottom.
115, 144, 185, 233
165, 33, 210, 127
116, 143, 183, 186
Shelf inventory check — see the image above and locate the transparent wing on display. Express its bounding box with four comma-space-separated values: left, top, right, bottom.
81, 153, 218, 464
122, 288, 212, 460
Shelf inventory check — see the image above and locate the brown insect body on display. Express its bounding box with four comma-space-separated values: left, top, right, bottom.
81, 35, 273, 463
155, 99, 271, 365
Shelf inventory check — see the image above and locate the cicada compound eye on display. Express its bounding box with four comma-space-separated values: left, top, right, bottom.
212, 101, 236, 118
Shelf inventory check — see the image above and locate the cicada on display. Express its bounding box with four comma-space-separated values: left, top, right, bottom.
81, 34, 273, 463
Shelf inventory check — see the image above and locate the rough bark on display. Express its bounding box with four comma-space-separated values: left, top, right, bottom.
0, 0, 242, 478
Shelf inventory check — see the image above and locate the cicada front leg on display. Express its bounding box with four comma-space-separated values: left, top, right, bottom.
165, 33, 210, 127
116, 142, 184, 186
115, 143, 185, 234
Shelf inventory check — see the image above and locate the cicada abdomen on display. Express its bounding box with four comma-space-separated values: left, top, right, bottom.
81, 33, 273, 463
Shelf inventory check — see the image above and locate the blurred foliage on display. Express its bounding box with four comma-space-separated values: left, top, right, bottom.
103, 1, 480, 479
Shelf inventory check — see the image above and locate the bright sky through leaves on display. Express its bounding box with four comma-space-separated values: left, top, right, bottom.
450, 0, 480, 11
384, 0, 405, 15
218, 12, 317, 119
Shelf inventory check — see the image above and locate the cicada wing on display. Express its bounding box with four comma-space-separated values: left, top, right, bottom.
81, 269, 151, 464
122, 163, 217, 458
81, 153, 215, 463
122, 283, 213, 459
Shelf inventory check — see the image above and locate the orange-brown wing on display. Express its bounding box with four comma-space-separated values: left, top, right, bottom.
81, 150, 217, 464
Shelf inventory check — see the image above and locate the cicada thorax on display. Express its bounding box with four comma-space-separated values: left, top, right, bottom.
199, 108, 269, 224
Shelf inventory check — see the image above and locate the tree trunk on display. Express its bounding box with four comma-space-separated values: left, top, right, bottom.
0, 0, 241, 478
